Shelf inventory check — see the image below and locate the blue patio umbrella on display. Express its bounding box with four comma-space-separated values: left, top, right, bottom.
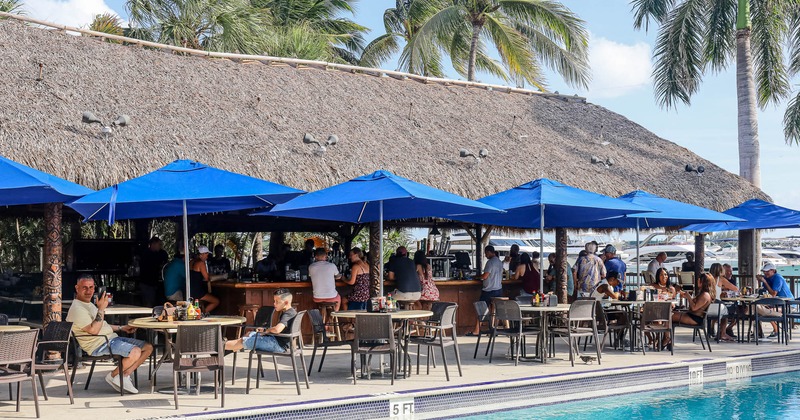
260, 170, 504, 295
69, 159, 304, 300
461, 179, 656, 281
568, 190, 745, 280
683, 199, 800, 232
0, 154, 93, 205
683, 199, 800, 287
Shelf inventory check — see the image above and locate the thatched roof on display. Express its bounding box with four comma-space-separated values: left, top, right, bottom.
0, 17, 768, 212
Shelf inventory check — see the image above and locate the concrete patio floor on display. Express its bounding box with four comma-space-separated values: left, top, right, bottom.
2, 328, 799, 420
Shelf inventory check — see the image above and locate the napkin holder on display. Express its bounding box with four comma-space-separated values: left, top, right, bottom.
547, 295, 558, 307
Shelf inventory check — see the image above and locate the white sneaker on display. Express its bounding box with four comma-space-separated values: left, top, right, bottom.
105, 372, 122, 393
122, 376, 138, 394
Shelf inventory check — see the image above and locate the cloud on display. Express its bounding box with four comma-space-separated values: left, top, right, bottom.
585, 37, 652, 99
22, 0, 119, 28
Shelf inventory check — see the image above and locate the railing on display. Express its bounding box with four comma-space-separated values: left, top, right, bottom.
0, 11, 587, 102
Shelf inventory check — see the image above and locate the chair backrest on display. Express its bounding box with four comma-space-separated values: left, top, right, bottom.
288, 310, 306, 336
354, 314, 395, 347
754, 297, 787, 311
0, 313, 8, 325
0, 329, 38, 365
438, 304, 458, 329
308, 309, 328, 343
673, 267, 682, 277
494, 300, 523, 322
641, 271, 655, 284
473, 301, 491, 323
429, 302, 453, 322
38, 321, 73, 357
568, 299, 595, 322
641, 302, 672, 324
679, 272, 694, 287
254, 306, 275, 328
594, 304, 608, 330
173, 324, 223, 363
515, 295, 532, 305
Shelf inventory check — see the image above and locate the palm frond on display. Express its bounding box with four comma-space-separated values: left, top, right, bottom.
703, 0, 736, 72
514, 22, 589, 89
483, 13, 536, 84
631, 0, 677, 31
402, 5, 466, 77
783, 89, 800, 144
651, 0, 708, 108
750, 0, 790, 107
788, 0, 800, 75
0, 0, 25, 15
359, 33, 401, 67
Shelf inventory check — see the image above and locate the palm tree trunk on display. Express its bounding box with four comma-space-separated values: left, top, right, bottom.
736, 0, 761, 289
555, 228, 568, 304
467, 22, 481, 81
369, 222, 381, 298
736, 29, 760, 187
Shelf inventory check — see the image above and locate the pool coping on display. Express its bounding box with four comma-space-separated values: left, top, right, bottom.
154, 348, 800, 419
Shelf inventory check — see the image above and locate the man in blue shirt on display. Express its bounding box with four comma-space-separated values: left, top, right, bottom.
603, 245, 627, 292
759, 263, 794, 298
162, 253, 186, 301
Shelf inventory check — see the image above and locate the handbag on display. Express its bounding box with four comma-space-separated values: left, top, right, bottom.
157, 302, 176, 322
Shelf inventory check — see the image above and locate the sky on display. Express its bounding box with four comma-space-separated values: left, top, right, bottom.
16, 0, 800, 238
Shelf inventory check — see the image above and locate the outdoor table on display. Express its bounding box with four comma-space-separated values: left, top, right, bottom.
128, 315, 245, 393
721, 296, 791, 342
0, 325, 30, 332
332, 310, 433, 378
518, 304, 570, 363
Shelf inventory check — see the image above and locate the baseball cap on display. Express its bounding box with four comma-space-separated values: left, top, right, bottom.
603, 245, 616, 254
197, 246, 210, 254
761, 262, 776, 272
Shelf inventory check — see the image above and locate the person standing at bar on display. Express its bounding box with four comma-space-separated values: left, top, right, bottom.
470, 245, 503, 336
138, 236, 169, 307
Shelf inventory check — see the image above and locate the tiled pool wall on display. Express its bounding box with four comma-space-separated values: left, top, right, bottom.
167, 350, 800, 420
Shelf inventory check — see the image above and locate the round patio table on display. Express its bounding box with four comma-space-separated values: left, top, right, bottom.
0, 325, 30, 332
332, 310, 433, 378
129, 316, 245, 393
518, 304, 570, 363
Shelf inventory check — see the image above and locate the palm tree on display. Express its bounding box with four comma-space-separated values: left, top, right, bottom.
88, 13, 124, 42
411, 0, 590, 89
0, 0, 24, 14
631, 0, 800, 186
360, 0, 446, 77
253, 0, 368, 63
126, 0, 270, 54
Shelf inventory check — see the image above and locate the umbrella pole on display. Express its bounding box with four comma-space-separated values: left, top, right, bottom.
540, 204, 545, 292
183, 200, 191, 302
379, 200, 384, 296
636, 218, 640, 288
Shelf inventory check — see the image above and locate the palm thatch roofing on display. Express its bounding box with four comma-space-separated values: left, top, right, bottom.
0, 17, 768, 213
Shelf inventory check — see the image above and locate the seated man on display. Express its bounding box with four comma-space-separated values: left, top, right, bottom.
66, 274, 153, 394
387, 246, 421, 301
226, 288, 297, 353
162, 252, 186, 301
755, 262, 794, 338
308, 248, 342, 311
590, 271, 628, 340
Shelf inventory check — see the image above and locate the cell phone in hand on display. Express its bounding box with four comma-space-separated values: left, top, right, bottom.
97, 286, 106, 298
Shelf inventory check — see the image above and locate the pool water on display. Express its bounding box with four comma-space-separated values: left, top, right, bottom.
461, 371, 800, 420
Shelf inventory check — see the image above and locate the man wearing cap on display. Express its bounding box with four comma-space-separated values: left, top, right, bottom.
681, 252, 696, 273
759, 263, 793, 299
603, 245, 626, 292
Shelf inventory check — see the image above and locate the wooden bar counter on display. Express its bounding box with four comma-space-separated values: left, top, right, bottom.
213, 279, 522, 336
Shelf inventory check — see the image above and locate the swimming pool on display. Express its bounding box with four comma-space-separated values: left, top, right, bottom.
461, 370, 800, 419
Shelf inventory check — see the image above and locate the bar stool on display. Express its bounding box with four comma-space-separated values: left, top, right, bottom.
397, 300, 420, 310
316, 301, 341, 340
419, 300, 437, 311
238, 304, 260, 326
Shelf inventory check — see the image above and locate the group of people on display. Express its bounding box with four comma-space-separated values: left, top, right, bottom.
140, 237, 229, 313
308, 245, 440, 312
67, 273, 299, 394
